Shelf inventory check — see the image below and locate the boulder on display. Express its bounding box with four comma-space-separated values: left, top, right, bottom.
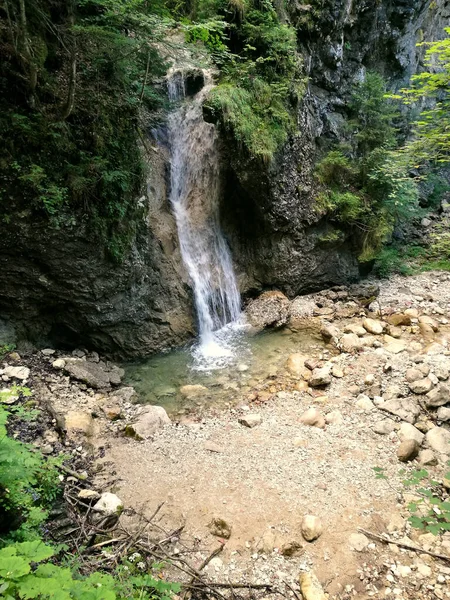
245, 291, 290, 330
64, 359, 124, 389
238, 414, 262, 428
299, 408, 325, 429
363, 318, 384, 335
397, 439, 420, 462
425, 427, 450, 456
128, 406, 171, 439
301, 515, 323, 542
398, 423, 424, 445
425, 384, 450, 408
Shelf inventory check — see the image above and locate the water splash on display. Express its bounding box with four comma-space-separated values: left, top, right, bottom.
167, 68, 243, 366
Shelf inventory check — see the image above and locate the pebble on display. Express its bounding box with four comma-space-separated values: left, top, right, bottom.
301, 515, 323, 542
238, 413, 262, 428
299, 408, 326, 429
397, 439, 420, 462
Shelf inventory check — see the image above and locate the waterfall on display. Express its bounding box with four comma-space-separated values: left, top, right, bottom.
167, 69, 242, 361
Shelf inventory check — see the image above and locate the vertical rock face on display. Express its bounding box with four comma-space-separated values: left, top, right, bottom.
221, 0, 450, 296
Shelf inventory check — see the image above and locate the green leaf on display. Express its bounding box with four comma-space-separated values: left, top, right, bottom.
15, 540, 54, 563
0, 556, 31, 579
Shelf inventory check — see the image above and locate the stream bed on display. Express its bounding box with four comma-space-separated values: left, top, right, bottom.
124, 325, 325, 416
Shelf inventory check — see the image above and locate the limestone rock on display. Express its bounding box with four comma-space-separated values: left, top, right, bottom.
320, 324, 340, 342
128, 406, 171, 439
280, 541, 303, 557
301, 515, 323, 542
309, 364, 332, 388
398, 423, 424, 445
382, 398, 420, 424
286, 353, 308, 377
64, 359, 124, 389
419, 315, 439, 331
387, 314, 411, 326
180, 384, 208, 399
299, 408, 325, 429
349, 532, 369, 552
332, 365, 344, 378
208, 518, 231, 539
418, 449, 438, 466
92, 492, 123, 519
408, 377, 433, 394
3, 365, 30, 381
425, 384, 450, 408
245, 291, 290, 330
363, 318, 384, 335
103, 404, 122, 420
405, 368, 424, 383
52, 358, 66, 369
397, 439, 420, 462
299, 572, 326, 600
340, 333, 362, 353
385, 340, 406, 354
425, 427, 450, 456
344, 324, 366, 337
203, 441, 224, 453
64, 411, 94, 436
110, 387, 136, 403
437, 406, 450, 421
356, 394, 374, 411
78, 489, 101, 501
238, 413, 262, 428
373, 420, 397, 435
325, 410, 343, 425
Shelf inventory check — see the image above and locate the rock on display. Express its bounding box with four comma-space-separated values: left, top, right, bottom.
52, 358, 66, 369
340, 333, 362, 353
409, 377, 434, 394
425, 427, 450, 456
332, 365, 344, 378
437, 406, 450, 421
435, 365, 450, 381
421, 217, 432, 227
64, 411, 94, 436
299, 572, 326, 600
406, 368, 424, 383
301, 515, 323, 542
425, 384, 450, 408
385, 340, 406, 354
286, 353, 308, 376
41, 348, 55, 356
418, 449, 438, 466
364, 374, 375, 386
397, 439, 420, 462
325, 410, 343, 425
78, 489, 101, 501
92, 492, 123, 519
110, 387, 136, 403
128, 406, 171, 439
103, 404, 122, 420
349, 532, 369, 552
309, 364, 332, 387
363, 318, 384, 335
203, 441, 224, 453
398, 423, 424, 445
245, 291, 290, 330
180, 384, 208, 399
299, 408, 326, 429
387, 326, 402, 339
387, 314, 411, 327
41, 444, 54, 455
320, 324, 340, 342
373, 420, 397, 435
3, 365, 30, 381
208, 518, 231, 539
348, 282, 380, 306
280, 541, 303, 557
344, 324, 366, 337
64, 359, 123, 389
356, 394, 374, 411
419, 315, 439, 331
238, 414, 262, 428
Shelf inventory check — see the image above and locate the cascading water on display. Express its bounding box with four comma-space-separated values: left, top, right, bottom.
167, 69, 243, 366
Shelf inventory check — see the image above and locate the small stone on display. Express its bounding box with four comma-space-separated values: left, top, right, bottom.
406, 368, 424, 383
398, 423, 424, 445
127, 406, 171, 439
78, 489, 101, 501
373, 420, 397, 435
41, 348, 56, 356
3, 366, 30, 381
332, 366, 344, 378
52, 358, 66, 369
349, 532, 369, 552
280, 541, 303, 557
92, 492, 123, 519
309, 364, 332, 387
387, 314, 411, 326
397, 439, 420, 462
64, 411, 94, 436
103, 404, 122, 420
299, 571, 326, 600
425, 384, 450, 407
180, 384, 208, 399
385, 340, 406, 354
418, 449, 438, 466
425, 426, 450, 456
363, 318, 384, 335
325, 410, 343, 425
340, 333, 362, 353
419, 315, 439, 331
364, 374, 375, 386
301, 515, 323, 542
203, 441, 224, 453
41, 444, 54, 455
356, 394, 374, 411
409, 377, 433, 394
238, 413, 262, 428
299, 408, 326, 429
208, 518, 232, 539
237, 364, 249, 372
437, 406, 450, 421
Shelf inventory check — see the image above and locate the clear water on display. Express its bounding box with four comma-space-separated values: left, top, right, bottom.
167, 68, 242, 366
124, 326, 324, 417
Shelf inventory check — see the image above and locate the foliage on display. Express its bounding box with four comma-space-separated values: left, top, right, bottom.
315, 72, 420, 261
0, 345, 16, 360
391, 28, 450, 166
0, 392, 61, 541
0, 0, 171, 259
0, 540, 181, 600
200, 0, 304, 160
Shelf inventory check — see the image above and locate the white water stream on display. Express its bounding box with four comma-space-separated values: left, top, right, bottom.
167, 69, 243, 366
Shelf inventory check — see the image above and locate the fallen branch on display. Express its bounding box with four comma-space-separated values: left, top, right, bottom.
358, 528, 450, 562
